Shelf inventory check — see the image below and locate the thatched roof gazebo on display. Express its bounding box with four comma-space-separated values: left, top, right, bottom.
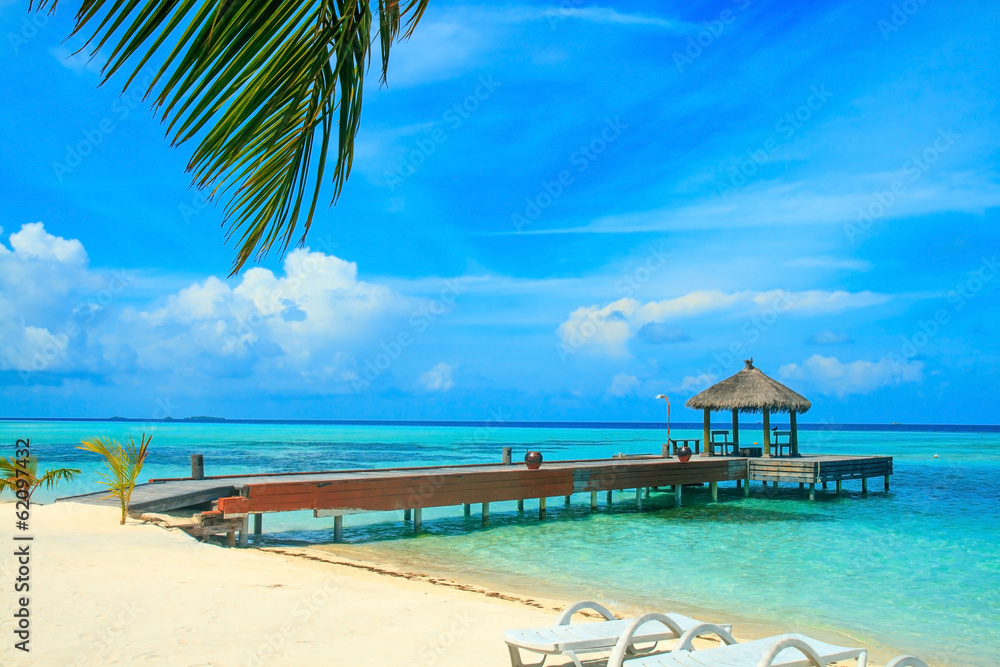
685, 358, 811, 457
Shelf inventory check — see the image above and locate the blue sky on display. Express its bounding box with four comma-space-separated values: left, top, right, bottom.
1, 0, 998, 424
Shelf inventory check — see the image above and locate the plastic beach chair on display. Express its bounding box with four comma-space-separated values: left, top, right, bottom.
885, 658, 928, 667
504, 601, 733, 667
605, 614, 867, 667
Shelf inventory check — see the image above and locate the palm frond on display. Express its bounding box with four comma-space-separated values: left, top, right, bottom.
0, 456, 34, 495
33, 0, 429, 275
38, 467, 83, 489
0, 455, 79, 499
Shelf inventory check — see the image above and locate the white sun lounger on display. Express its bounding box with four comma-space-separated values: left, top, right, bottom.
504, 601, 733, 667
885, 658, 928, 667
605, 613, 868, 667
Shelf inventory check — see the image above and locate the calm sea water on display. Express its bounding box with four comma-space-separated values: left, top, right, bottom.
3, 420, 998, 666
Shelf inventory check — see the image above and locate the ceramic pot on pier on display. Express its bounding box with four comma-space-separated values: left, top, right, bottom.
524, 451, 543, 469
677, 445, 692, 463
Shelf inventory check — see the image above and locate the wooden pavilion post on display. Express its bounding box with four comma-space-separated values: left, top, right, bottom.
790, 410, 799, 456
731, 409, 740, 453
702, 408, 711, 456
762, 409, 771, 458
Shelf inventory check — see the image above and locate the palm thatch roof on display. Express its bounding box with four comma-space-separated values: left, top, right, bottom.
685, 359, 811, 414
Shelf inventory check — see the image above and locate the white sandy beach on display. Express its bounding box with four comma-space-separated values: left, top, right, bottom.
0, 502, 886, 666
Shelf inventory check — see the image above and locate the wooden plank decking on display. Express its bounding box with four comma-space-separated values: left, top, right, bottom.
748, 455, 893, 484
57, 453, 893, 544
60, 456, 748, 514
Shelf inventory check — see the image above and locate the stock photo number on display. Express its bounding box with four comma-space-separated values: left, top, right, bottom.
12, 438, 33, 652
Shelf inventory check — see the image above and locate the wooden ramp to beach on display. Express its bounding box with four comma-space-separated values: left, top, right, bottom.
58, 453, 892, 545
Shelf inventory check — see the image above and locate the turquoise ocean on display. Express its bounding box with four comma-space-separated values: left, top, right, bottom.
3, 419, 998, 666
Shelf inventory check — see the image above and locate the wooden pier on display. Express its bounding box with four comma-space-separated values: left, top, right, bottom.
748, 455, 893, 499
58, 454, 892, 545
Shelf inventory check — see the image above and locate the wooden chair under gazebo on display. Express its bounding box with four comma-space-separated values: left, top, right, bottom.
685, 358, 811, 458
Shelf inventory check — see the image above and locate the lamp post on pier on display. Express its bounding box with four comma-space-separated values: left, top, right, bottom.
655, 394, 671, 457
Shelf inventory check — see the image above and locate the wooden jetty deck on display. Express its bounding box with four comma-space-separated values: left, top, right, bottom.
58, 453, 892, 545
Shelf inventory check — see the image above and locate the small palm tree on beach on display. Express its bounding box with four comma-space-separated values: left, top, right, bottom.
78, 433, 152, 524
32, 0, 430, 274
0, 456, 81, 502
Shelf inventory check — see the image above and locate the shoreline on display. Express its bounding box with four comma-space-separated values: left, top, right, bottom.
298, 542, 915, 667
0, 501, 935, 665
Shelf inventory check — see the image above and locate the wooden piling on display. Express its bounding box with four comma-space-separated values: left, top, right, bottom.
239, 516, 249, 547
482, 502, 490, 525
762, 409, 771, 458
790, 410, 799, 456
252, 513, 262, 535
226, 531, 236, 548
564, 495, 571, 505
413, 508, 422, 533
190, 454, 204, 480
334, 515, 343, 543
539, 497, 546, 519
862, 477, 868, 495
836, 480, 842, 494
675, 484, 682, 508
463, 503, 471, 517
404, 509, 411, 521
517, 499, 524, 511
702, 409, 711, 456
732, 409, 740, 451
743, 479, 750, 497
809, 483, 815, 501
710, 481, 718, 503
635, 487, 643, 511
884, 475, 890, 492
590, 491, 598, 510
606, 490, 613, 505
644, 486, 651, 499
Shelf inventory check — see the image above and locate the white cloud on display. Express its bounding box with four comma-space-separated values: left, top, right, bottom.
558, 298, 637, 357
0, 223, 104, 374
127, 247, 409, 381
1, 225, 413, 391
419, 362, 455, 391
779, 354, 923, 397
606, 372, 640, 397
558, 289, 892, 355
8, 222, 86, 263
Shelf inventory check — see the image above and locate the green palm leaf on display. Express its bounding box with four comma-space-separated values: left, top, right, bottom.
33, 0, 429, 275
0, 456, 81, 501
